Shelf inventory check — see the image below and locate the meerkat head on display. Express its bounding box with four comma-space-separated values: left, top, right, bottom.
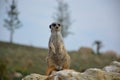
49, 22, 61, 32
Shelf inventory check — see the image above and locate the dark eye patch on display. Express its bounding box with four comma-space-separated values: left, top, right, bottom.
52, 23, 56, 27
58, 23, 61, 26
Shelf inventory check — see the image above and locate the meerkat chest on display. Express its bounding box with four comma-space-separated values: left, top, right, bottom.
53, 35, 62, 45
51, 32, 63, 47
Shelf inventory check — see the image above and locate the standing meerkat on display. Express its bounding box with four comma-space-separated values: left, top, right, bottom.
46, 22, 70, 76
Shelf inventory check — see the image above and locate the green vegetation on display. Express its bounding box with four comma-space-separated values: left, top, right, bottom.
0, 41, 119, 80
0, 58, 9, 80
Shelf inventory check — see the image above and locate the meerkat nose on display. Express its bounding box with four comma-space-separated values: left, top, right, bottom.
56, 26, 58, 29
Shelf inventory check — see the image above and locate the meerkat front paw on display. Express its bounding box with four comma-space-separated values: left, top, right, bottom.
58, 44, 63, 53
51, 48, 55, 54
56, 66, 62, 71
49, 42, 56, 54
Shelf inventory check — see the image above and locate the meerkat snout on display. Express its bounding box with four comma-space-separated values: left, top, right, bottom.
56, 26, 58, 29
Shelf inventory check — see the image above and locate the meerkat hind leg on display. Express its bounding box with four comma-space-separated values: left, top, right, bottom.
46, 65, 56, 76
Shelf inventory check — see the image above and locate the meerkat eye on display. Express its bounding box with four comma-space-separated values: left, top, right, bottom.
58, 23, 61, 26
52, 23, 56, 27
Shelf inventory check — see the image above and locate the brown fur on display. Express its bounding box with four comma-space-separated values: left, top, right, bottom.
46, 22, 70, 76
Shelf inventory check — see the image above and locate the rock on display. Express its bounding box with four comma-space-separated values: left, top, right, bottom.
46, 69, 81, 80
22, 73, 47, 80
22, 61, 120, 80
22, 70, 120, 80
103, 61, 120, 73
13, 72, 23, 78
111, 61, 120, 67
46, 68, 120, 80
83, 68, 120, 80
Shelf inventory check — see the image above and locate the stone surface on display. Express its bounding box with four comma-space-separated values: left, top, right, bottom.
103, 61, 120, 73
22, 73, 47, 80
22, 61, 120, 80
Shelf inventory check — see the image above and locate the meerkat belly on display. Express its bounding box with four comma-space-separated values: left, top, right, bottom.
52, 34, 63, 52
52, 36, 65, 65
49, 32, 67, 66
51, 53, 65, 66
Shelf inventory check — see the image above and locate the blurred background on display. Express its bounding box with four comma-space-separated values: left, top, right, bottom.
0, 0, 120, 80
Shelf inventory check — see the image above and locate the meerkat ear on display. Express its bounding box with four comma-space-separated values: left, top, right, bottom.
49, 25, 51, 29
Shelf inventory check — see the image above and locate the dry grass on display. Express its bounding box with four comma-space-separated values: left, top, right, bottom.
0, 41, 119, 79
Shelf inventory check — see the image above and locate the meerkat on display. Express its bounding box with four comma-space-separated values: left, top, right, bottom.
46, 22, 70, 76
